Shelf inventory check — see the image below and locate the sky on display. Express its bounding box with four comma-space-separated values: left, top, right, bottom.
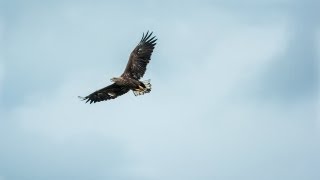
0, 0, 319, 180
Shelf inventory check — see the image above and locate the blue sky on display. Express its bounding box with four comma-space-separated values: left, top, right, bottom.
0, 0, 319, 180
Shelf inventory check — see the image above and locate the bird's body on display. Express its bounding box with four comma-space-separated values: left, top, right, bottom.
79, 31, 157, 104
111, 76, 151, 95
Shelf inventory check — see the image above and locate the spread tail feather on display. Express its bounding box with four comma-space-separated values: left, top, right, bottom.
133, 79, 151, 96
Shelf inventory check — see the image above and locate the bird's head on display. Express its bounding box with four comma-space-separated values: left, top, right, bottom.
110, 77, 119, 82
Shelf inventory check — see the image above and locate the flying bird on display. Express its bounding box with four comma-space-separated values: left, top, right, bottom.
79, 31, 157, 104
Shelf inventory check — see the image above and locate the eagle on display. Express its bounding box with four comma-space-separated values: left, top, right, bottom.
79, 31, 157, 104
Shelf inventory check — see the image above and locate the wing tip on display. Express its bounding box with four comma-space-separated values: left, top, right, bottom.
78, 96, 85, 100
78, 96, 93, 104
141, 31, 156, 43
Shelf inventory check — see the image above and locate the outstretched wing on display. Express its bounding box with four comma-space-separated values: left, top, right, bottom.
79, 83, 129, 104
122, 31, 157, 80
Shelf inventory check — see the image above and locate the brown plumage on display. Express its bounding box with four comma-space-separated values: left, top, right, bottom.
79, 31, 157, 104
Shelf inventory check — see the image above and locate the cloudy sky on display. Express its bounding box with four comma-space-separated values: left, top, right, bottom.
0, 0, 319, 179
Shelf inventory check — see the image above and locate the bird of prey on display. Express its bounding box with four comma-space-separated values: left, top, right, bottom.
79, 31, 157, 104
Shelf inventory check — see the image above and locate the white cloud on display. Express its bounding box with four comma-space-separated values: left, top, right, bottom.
0, 17, 4, 101
316, 29, 320, 132
11, 73, 318, 180
0, 63, 3, 92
